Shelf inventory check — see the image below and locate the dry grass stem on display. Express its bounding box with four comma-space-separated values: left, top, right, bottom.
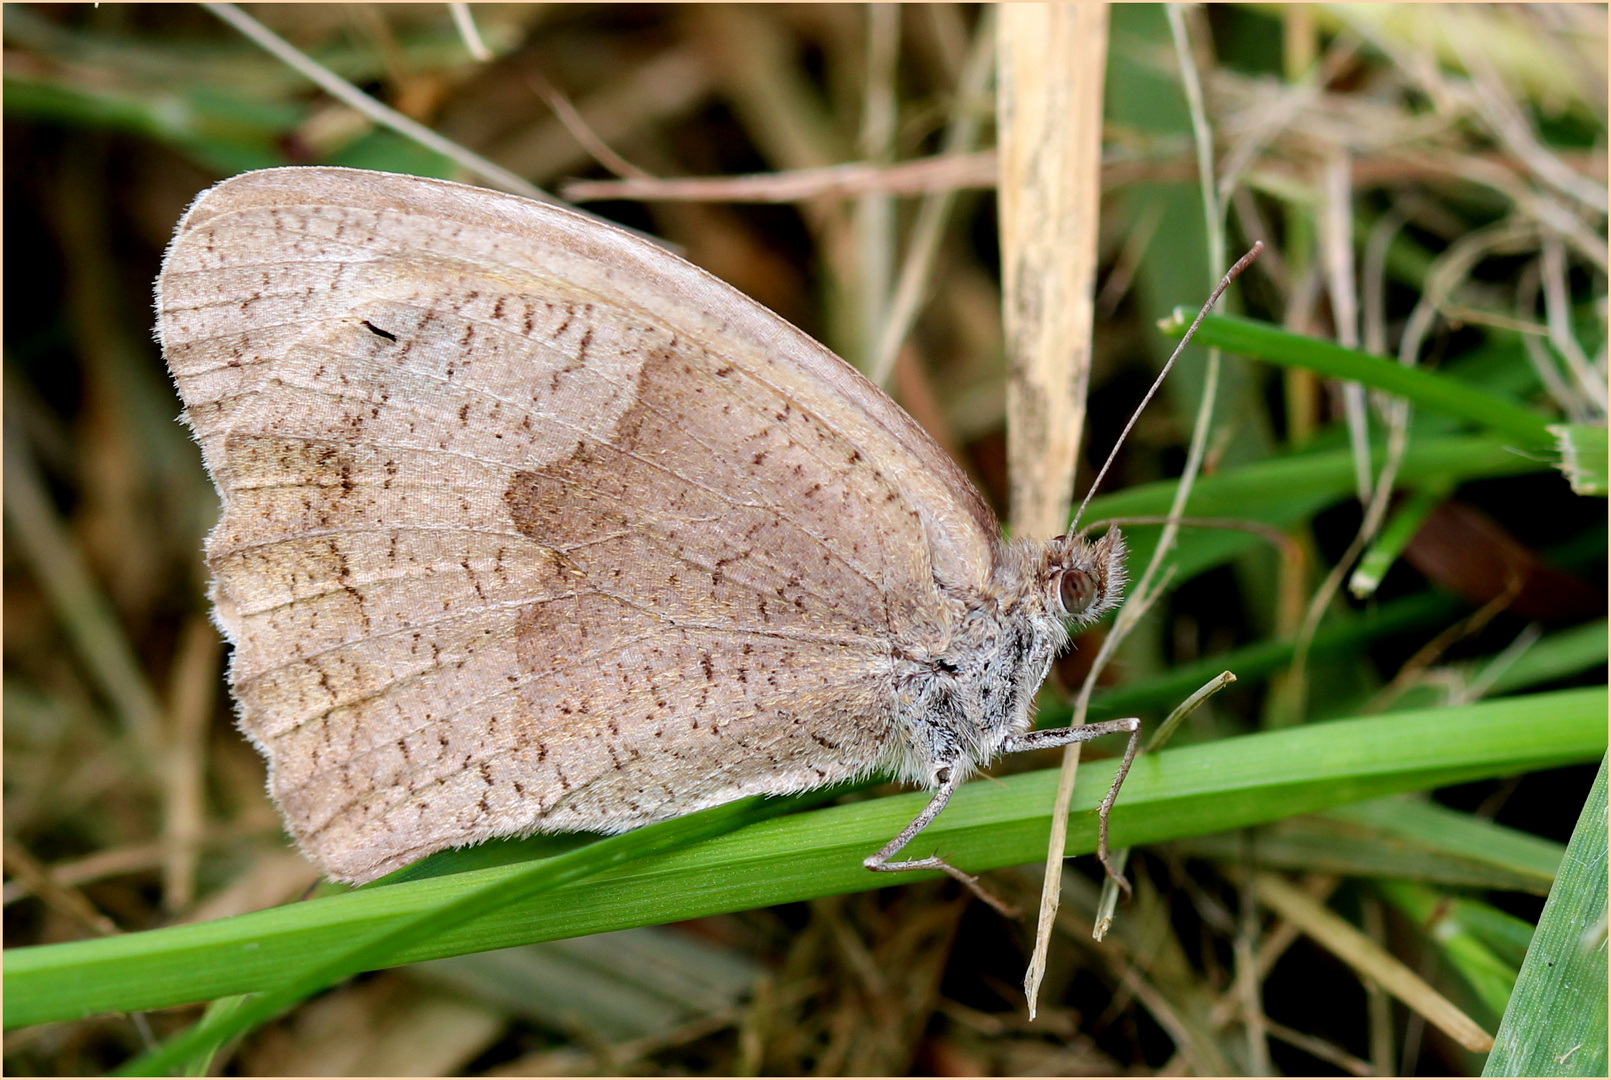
1261, 1017, 1377, 1076
1321, 151, 1373, 504
160, 618, 222, 914
2, 837, 121, 938
203, 3, 549, 200
998, 3, 1107, 541
1252, 873, 1496, 1053
447, 3, 492, 64
3, 430, 167, 763
526, 69, 654, 182
1052, 900, 1232, 1076
869, 8, 995, 385
563, 150, 998, 205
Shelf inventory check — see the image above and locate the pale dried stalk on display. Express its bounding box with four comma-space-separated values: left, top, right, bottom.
1320, 151, 1372, 505
1517, 261, 1596, 421
1051, 882, 1233, 1076
1541, 232, 1610, 412
1236, 838, 1271, 1076
1400, 218, 1542, 368
1, 837, 121, 938
1207, 875, 1343, 1029
488, 1009, 743, 1078
1453, 621, 1543, 705
498, 49, 713, 185
1282, 410, 1407, 719
1363, 583, 1522, 715
1026, 2, 1239, 1014
1361, 895, 1397, 1076
1, 823, 270, 906
1447, 19, 1609, 215
999, 2, 1108, 542
1361, 200, 1412, 356
1262, 1018, 1378, 1076
1333, 14, 1609, 270
566, 145, 1606, 206
1216, 31, 1363, 205
1284, 213, 1552, 712
997, 0, 1110, 1016
447, 3, 492, 63
2, 845, 169, 906
686, 5, 856, 346
1228, 184, 1287, 294
162, 616, 222, 913
1095, 198, 1166, 316
1253, 873, 1495, 1053
688, 5, 844, 177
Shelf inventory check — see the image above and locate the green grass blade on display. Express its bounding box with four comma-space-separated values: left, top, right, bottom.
1349, 487, 1447, 598
112, 793, 799, 1075
1484, 753, 1608, 1077
1448, 897, 1538, 969
1158, 310, 1557, 447
1067, 590, 1464, 725
2, 75, 297, 175
5, 687, 1603, 1031
1485, 619, 1609, 697
1081, 433, 1554, 593
1085, 433, 1552, 525
1551, 423, 1609, 496
1329, 797, 1566, 892
1175, 794, 1565, 894
181, 995, 251, 1077
1377, 878, 1520, 1022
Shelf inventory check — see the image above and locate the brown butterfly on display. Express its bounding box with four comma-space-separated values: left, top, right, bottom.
157, 167, 1141, 905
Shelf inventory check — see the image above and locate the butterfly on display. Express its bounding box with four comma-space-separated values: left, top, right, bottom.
157, 166, 1141, 906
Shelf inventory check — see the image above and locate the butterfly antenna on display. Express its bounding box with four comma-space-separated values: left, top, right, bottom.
1069, 242, 1263, 536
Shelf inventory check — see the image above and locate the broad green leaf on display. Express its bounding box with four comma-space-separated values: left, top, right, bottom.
1485, 754, 1608, 1077
6, 687, 1603, 1031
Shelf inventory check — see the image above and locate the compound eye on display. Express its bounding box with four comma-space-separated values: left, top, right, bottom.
1058, 568, 1097, 615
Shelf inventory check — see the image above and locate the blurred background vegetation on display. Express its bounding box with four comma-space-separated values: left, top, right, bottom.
3, 3, 1606, 1076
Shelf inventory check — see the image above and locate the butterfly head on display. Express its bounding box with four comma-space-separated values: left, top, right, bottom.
1040, 528, 1127, 627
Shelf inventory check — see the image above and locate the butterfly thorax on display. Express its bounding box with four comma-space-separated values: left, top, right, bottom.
884, 529, 1125, 788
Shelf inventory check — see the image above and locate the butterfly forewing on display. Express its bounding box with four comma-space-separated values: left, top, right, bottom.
158, 167, 1000, 882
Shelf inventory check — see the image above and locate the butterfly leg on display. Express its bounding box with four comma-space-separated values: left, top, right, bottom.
863, 765, 1019, 916
1001, 717, 1142, 897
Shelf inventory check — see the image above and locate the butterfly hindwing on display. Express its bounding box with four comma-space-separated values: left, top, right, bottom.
158, 168, 1000, 881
